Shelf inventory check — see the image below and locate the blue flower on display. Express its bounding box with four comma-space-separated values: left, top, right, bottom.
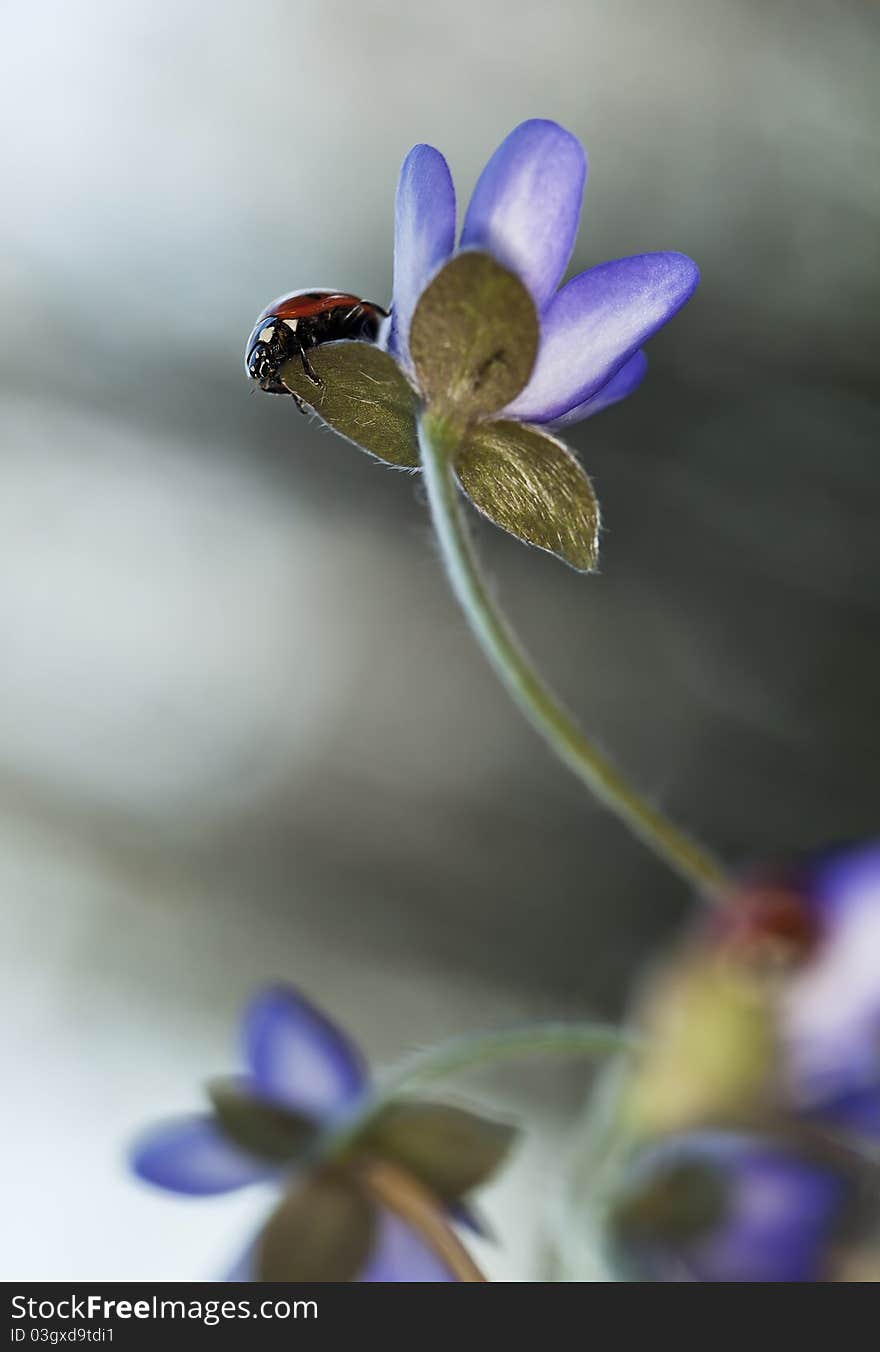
603, 845, 880, 1281
610, 1131, 850, 1283
780, 842, 880, 1137
252, 119, 700, 571
387, 119, 699, 428
712, 842, 880, 1139
131, 986, 513, 1282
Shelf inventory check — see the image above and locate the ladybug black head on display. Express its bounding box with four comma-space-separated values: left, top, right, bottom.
245, 317, 301, 394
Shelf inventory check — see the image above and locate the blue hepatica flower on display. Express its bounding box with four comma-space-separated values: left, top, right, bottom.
131, 986, 514, 1282
713, 841, 880, 1139
386, 118, 699, 428
610, 1131, 850, 1283
779, 842, 880, 1138
257, 119, 700, 571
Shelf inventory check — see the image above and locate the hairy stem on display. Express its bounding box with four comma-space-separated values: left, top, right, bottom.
418, 410, 727, 896
322, 1020, 636, 1160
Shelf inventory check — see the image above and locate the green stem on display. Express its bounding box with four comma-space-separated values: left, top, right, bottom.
379, 1021, 639, 1094
322, 1021, 635, 1160
418, 411, 727, 897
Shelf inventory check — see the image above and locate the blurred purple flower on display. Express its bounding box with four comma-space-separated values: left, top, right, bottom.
131, 986, 509, 1282
713, 842, 880, 1139
610, 1131, 849, 1283
132, 986, 366, 1197
781, 842, 880, 1137
387, 119, 699, 427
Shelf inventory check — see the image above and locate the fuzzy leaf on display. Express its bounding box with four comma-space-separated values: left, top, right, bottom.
456, 420, 600, 571
409, 252, 539, 418
257, 1172, 376, 1282
207, 1079, 315, 1164
280, 341, 420, 467
360, 1099, 517, 1201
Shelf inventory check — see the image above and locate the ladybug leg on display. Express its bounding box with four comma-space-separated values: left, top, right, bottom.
299, 347, 323, 388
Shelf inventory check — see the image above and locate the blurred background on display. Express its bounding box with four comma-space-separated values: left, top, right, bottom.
0, 0, 877, 1280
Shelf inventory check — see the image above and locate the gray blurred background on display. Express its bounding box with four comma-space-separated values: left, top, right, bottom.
0, 0, 877, 1280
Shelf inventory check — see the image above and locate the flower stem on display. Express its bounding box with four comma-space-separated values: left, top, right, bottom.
417, 410, 727, 896
360, 1158, 488, 1281
379, 1021, 639, 1095
322, 1020, 635, 1160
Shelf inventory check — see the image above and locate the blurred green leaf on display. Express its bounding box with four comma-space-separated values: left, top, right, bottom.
280, 341, 420, 467
360, 1099, 517, 1201
456, 420, 601, 571
208, 1078, 315, 1164
410, 253, 539, 418
257, 1172, 375, 1282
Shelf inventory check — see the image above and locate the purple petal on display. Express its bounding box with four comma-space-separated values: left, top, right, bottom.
387, 144, 456, 372
695, 1142, 843, 1282
784, 842, 880, 1136
549, 349, 648, 427
615, 1132, 846, 1283
806, 1081, 880, 1136
460, 119, 586, 309
507, 253, 699, 422
810, 840, 880, 927
242, 985, 367, 1119
131, 1116, 270, 1196
357, 1208, 458, 1282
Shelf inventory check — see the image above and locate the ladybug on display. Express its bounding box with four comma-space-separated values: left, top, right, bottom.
245, 290, 387, 405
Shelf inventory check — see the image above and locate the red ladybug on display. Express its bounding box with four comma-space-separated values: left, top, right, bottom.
245, 290, 387, 403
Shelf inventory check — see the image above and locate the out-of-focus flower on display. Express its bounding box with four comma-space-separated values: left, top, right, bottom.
608, 1131, 857, 1283
387, 119, 698, 428
624, 841, 880, 1143
273, 120, 699, 572
131, 986, 515, 1282
719, 842, 880, 1139
597, 841, 880, 1282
